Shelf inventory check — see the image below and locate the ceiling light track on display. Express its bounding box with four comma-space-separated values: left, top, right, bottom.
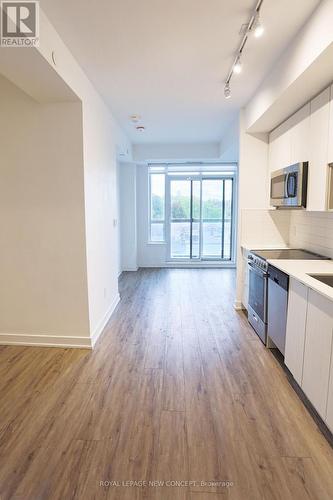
224, 0, 264, 99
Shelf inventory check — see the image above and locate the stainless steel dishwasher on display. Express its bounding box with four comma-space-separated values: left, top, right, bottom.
267, 265, 289, 355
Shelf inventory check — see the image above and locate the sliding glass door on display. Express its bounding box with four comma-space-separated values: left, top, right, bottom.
167, 176, 234, 261
169, 178, 200, 259
201, 178, 233, 259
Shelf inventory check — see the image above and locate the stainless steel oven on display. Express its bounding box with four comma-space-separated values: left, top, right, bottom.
247, 255, 268, 344
270, 162, 308, 208
247, 248, 328, 346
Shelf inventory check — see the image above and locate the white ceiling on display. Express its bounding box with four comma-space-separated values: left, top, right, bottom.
40, 0, 320, 144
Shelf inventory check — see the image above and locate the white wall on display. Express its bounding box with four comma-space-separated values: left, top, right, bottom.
133, 142, 220, 162
119, 163, 138, 271
116, 161, 122, 276
235, 111, 291, 308
0, 76, 90, 347
219, 115, 240, 163
289, 212, 333, 259
0, 7, 132, 346
81, 92, 122, 342
36, 8, 131, 343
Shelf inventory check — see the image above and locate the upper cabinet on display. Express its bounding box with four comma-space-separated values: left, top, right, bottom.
269, 120, 291, 173
307, 87, 330, 211
290, 103, 310, 164
268, 85, 333, 211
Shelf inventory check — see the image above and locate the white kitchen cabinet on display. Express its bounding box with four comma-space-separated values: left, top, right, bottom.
284, 279, 308, 385
326, 347, 333, 432
302, 289, 333, 419
241, 250, 249, 310
328, 84, 333, 164
307, 87, 330, 211
290, 103, 310, 164
268, 119, 292, 174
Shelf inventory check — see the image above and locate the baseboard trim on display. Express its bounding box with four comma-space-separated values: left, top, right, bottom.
139, 264, 236, 269
122, 267, 139, 272
234, 301, 246, 311
0, 294, 121, 350
91, 293, 120, 347
0, 333, 92, 349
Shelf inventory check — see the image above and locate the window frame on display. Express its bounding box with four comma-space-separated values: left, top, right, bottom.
147, 164, 238, 262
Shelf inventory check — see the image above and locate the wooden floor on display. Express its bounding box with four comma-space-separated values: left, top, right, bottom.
0, 269, 333, 500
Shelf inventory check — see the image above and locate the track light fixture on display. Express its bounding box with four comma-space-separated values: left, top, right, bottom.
233, 56, 242, 74
253, 12, 264, 38
224, 82, 231, 99
223, 0, 264, 99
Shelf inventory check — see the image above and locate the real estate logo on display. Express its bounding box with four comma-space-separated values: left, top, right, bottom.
1, 1, 39, 46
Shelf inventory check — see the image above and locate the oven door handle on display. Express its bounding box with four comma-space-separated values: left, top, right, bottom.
248, 262, 268, 278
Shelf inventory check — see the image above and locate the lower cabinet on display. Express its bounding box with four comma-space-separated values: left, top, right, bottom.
285, 282, 333, 431
302, 290, 333, 420
285, 279, 308, 385
327, 364, 333, 432
241, 250, 249, 310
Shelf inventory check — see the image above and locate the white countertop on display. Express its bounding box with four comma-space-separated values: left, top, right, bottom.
241, 243, 290, 253
268, 259, 333, 302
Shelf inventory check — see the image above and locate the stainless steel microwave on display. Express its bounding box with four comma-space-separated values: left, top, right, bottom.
270, 162, 308, 208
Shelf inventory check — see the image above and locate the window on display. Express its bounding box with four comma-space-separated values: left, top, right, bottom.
148, 163, 237, 261
149, 172, 165, 242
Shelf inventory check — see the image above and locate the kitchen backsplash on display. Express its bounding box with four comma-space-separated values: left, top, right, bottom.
241, 209, 291, 248
289, 211, 333, 258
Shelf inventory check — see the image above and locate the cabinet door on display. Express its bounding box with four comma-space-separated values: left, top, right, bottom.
328, 84, 333, 164
284, 279, 308, 385
269, 120, 292, 173
290, 103, 310, 164
326, 345, 333, 432
302, 289, 333, 419
242, 255, 249, 310
307, 87, 330, 211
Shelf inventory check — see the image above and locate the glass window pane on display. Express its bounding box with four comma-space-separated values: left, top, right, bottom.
202, 179, 223, 219
171, 222, 190, 258
224, 179, 233, 220
150, 174, 165, 221
202, 222, 222, 257
150, 223, 164, 242
223, 220, 231, 259
171, 180, 191, 220
192, 222, 200, 258
223, 179, 233, 259
192, 180, 200, 220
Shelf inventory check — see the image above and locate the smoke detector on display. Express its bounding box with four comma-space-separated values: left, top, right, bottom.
136, 125, 145, 132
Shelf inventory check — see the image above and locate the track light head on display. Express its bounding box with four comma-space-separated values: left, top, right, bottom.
233, 57, 242, 74
224, 83, 231, 99
253, 13, 264, 38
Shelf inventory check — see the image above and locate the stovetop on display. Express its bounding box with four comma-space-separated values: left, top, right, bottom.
250, 248, 329, 261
